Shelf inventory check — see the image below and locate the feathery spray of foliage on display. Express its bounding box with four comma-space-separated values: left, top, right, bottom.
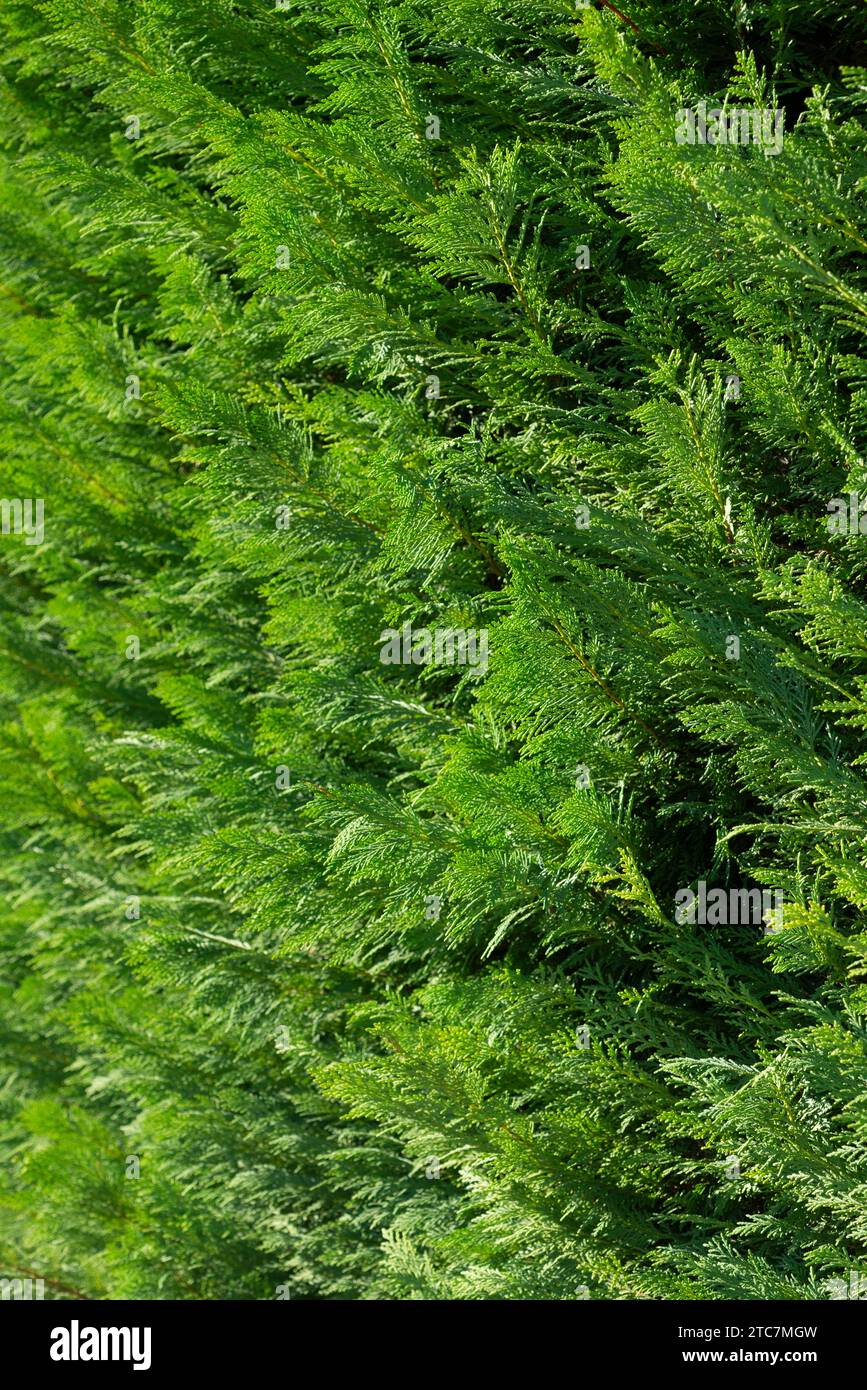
1, 0, 867, 1300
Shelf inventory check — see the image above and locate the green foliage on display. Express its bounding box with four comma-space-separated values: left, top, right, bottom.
1, 0, 867, 1301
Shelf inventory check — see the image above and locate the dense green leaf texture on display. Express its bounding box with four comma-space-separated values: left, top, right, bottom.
1, 0, 866, 1301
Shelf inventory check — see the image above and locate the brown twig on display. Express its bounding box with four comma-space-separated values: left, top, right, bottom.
598, 0, 670, 57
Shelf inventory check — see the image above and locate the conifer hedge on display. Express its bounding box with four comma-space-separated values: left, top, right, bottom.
1, 0, 867, 1301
